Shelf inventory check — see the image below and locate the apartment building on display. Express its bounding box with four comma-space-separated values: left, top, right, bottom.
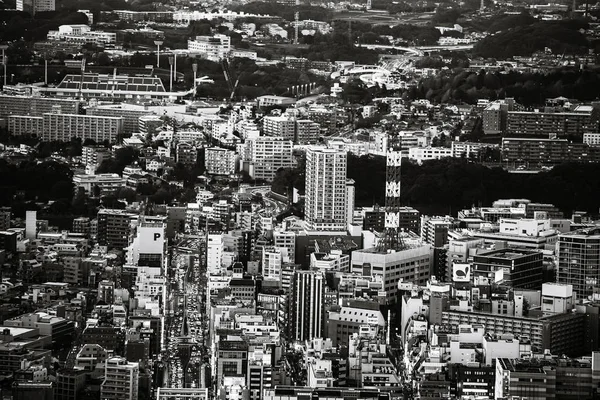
0, 95, 79, 118
87, 105, 152, 134
502, 137, 600, 166
244, 137, 294, 181
16, 0, 55, 14
8, 115, 43, 137
205, 147, 237, 175
42, 113, 124, 143
101, 357, 139, 400
73, 173, 125, 195
96, 209, 138, 250
506, 108, 599, 138
305, 146, 348, 231
262, 115, 295, 140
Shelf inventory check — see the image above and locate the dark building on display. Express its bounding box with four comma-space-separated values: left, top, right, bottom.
96, 209, 137, 250
289, 270, 324, 341
501, 137, 600, 167
0, 231, 17, 254
362, 206, 420, 234
473, 248, 543, 289
55, 368, 86, 400
12, 381, 54, 400
81, 326, 124, 353
447, 364, 495, 399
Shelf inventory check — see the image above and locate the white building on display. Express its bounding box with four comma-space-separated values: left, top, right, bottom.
408, 147, 453, 164
47, 25, 116, 45
263, 115, 295, 140
305, 146, 348, 231
188, 34, 231, 62
207, 234, 224, 275
125, 216, 166, 267
244, 137, 294, 181
73, 173, 125, 195
42, 113, 124, 143
205, 147, 237, 176
583, 132, 600, 147
16, 0, 55, 14
101, 357, 139, 400
262, 247, 284, 281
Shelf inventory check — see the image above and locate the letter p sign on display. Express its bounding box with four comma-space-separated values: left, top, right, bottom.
154, 233, 161, 241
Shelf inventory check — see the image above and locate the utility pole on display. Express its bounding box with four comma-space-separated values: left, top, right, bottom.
154, 40, 163, 68
168, 56, 174, 93
192, 63, 198, 98
294, 11, 299, 45
0, 45, 7, 88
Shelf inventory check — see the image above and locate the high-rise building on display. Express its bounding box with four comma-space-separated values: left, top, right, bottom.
289, 270, 324, 341
420, 216, 452, 247
86, 105, 151, 135
101, 357, 139, 400
472, 248, 543, 289
305, 146, 348, 231
557, 227, 600, 299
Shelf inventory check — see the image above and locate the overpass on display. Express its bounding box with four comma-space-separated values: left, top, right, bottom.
361, 44, 424, 56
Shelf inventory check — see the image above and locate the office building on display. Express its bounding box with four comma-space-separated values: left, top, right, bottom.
42, 113, 124, 143
305, 146, 348, 231
351, 244, 433, 303
26, 210, 37, 240
557, 227, 600, 298
244, 137, 294, 181
101, 357, 139, 400
55, 368, 86, 400
290, 270, 324, 341
205, 147, 237, 175
326, 300, 385, 347
472, 248, 543, 289
97, 209, 138, 250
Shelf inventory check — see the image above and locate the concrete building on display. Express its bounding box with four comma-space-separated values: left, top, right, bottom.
482, 99, 513, 135
101, 357, 139, 400
351, 244, 433, 303
472, 248, 543, 289
501, 137, 600, 166
55, 368, 87, 400
0, 95, 79, 118
305, 146, 348, 231
506, 109, 599, 138
420, 217, 452, 247
243, 137, 294, 181
327, 300, 385, 347
96, 209, 138, 250
73, 174, 125, 195
557, 227, 600, 299
205, 147, 237, 176
7, 115, 43, 137
408, 147, 452, 164
175, 142, 197, 166
42, 113, 124, 143
262, 115, 295, 141
16, 0, 55, 14
87, 105, 151, 135
187, 34, 231, 61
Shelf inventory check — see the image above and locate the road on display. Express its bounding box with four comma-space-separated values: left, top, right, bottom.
163, 236, 209, 390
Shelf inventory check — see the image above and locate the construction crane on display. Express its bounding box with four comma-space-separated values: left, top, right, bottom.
221, 59, 241, 102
